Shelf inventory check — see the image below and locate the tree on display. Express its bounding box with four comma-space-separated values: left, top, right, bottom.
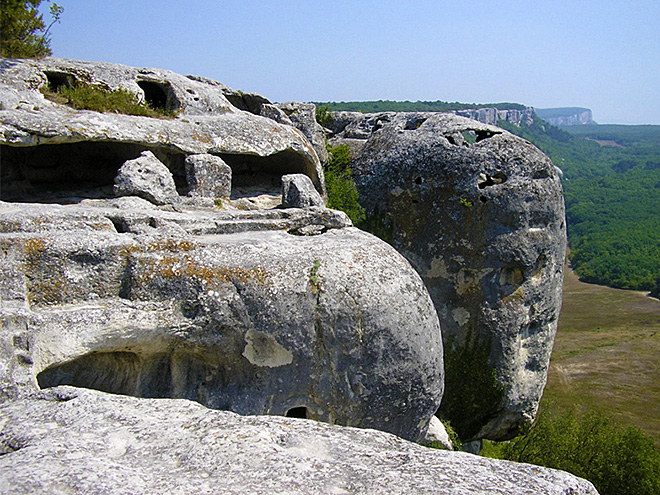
490, 406, 660, 495
0, 0, 63, 58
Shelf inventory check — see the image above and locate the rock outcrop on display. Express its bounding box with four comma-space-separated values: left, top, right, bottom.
327, 111, 566, 441
0, 57, 325, 201
0, 58, 592, 493
0, 57, 444, 443
534, 107, 594, 126
0, 387, 599, 495
450, 106, 535, 126
0, 198, 443, 442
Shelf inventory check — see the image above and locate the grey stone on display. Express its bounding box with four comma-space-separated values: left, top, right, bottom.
327, 112, 566, 441
114, 150, 179, 205
282, 173, 324, 208
0, 199, 442, 443
423, 415, 454, 450
185, 153, 232, 198
0, 387, 599, 495
275, 101, 331, 165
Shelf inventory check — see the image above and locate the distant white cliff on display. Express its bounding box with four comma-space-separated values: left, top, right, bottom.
535, 107, 595, 126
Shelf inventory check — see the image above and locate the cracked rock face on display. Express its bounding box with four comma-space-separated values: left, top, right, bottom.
328, 112, 567, 441
0, 198, 442, 442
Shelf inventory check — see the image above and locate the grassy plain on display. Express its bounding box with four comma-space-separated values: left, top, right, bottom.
543, 266, 660, 445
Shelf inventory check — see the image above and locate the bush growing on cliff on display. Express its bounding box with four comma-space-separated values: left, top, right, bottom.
437, 332, 505, 441
41, 82, 176, 119
484, 405, 660, 495
315, 104, 332, 128
0, 0, 62, 58
324, 144, 365, 224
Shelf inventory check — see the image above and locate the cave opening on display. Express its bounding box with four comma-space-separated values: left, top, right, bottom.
43, 71, 77, 92
1, 142, 320, 205
137, 80, 177, 112
219, 150, 322, 199
285, 406, 308, 419
0, 142, 188, 202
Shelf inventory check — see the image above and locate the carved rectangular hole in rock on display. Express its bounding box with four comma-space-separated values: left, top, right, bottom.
286, 406, 308, 419
220, 151, 321, 198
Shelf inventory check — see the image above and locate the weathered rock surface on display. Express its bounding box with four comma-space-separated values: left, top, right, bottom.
0, 57, 325, 200
0, 387, 599, 495
0, 58, 590, 492
327, 111, 566, 441
114, 150, 179, 205
423, 415, 454, 450
282, 173, 324, 208
185, 153, 232, 198
274, 101, 331, 165
0, 196, 442, 442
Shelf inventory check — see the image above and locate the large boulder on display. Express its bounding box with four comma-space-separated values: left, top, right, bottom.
114, 150, 179, 205
327, 112, 567, 441
0, 387, 599, 495
0, 198, 442, 442
0, 57, 325, 201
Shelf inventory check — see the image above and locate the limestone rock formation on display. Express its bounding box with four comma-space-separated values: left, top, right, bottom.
275, 101, 331, 165
327, 111, 566, 441
0, 58, 593, 492
184, 153, 232, 198
0, 198, 442, 442
450, 106, 535, 126
114, 150, 180, 205
282, 173, 324, 208
0, 57, 325, 201
0, 387, 599, 495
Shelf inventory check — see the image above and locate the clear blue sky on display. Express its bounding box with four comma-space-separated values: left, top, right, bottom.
45, 0, 659, 124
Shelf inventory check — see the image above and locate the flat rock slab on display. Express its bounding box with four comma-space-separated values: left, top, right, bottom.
0, 387, 599, 495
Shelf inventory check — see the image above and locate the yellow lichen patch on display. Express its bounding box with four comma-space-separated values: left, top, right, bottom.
136, 252, 272, 288
21, 237, 64, 306
191, 130, 214, 144
0, 220, 22, 233
502, 286, 525, 306
22, 237, 46, 256
147, 239, 196, 252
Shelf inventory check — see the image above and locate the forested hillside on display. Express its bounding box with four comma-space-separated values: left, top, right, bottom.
497, 120, 660, 292
315, 100, 527, 113
316, 101, 660, 294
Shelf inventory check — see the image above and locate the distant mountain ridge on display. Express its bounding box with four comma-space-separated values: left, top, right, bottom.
535, 107, 595, 126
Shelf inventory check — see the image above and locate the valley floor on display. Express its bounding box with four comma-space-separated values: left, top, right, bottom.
543, 266, 660, 445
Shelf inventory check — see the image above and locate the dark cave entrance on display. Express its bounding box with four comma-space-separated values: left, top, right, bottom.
0, 141, 188, 202
285, 406, 308, 419
1, 142, 321, 204
137, 80, 179, 112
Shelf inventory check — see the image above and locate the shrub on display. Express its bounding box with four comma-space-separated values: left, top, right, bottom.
324, 144, 365, 224
41, 83, 176, 119
485, 405, 660, 495
315, 104, 331, 127
437, 331, 505, 441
